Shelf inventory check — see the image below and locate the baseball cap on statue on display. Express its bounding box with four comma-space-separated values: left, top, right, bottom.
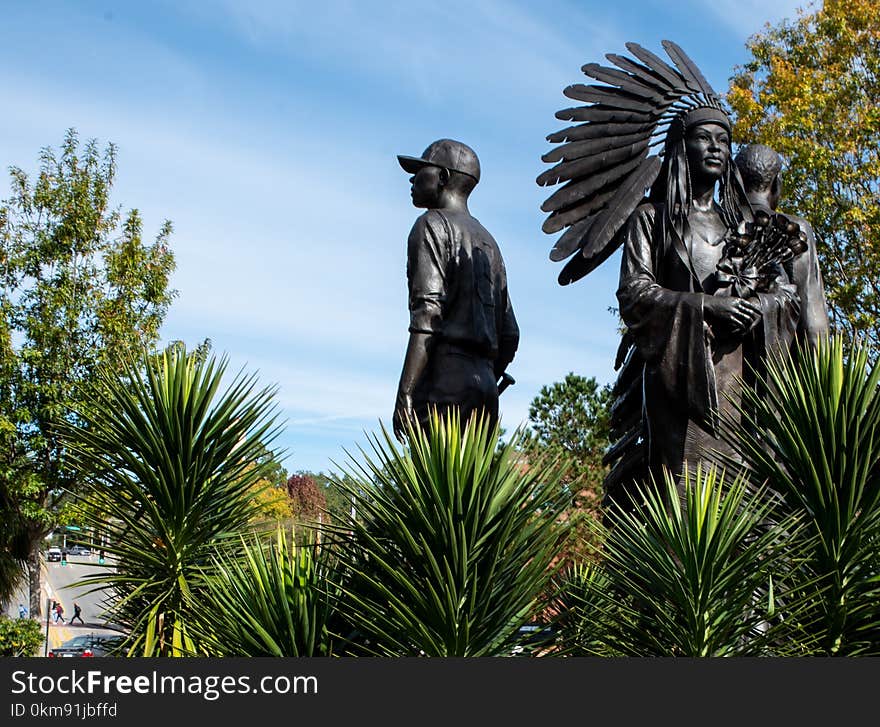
397, 139, 481, 183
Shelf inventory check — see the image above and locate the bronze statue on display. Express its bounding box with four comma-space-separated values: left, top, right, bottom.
735, 143, 829, 348
393, 139, 519, 441
538, 42, 812, 509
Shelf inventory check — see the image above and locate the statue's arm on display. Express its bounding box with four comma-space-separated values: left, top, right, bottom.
393, 331, 433, 439
393, 215, 446, 439
791, 219, 830, 347
494, 291, 519, 380
616, 206, 705, 361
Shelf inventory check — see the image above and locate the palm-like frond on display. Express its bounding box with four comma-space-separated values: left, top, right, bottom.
722, 336, 880, 655
324, 409, 569, 657
190, 527, 341, 656
0, 481, 28, 606
567, 466, 809, 656
58, 346, 282, 656
551, 561, 619, 656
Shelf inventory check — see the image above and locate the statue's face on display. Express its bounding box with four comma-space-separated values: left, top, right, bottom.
685, 122, 730, 183
409, 165, 445, 208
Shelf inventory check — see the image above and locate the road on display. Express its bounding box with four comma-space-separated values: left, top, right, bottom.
42, 555, 122, 653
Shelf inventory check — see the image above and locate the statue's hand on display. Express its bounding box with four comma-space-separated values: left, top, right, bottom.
704, 295, 761, 336
393, 391, 415, 443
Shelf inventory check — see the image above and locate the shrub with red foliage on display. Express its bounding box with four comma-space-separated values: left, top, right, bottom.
286, 473, 327, 523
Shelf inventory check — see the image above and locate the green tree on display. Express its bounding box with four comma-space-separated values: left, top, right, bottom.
0, 129, 176, 616
727, 0, 880, 346
528, 373, 611, 466
0, 615, 44, 656
59, 346, 281, 656
525, 373, 612, 562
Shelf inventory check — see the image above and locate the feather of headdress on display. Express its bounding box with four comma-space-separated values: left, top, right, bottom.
536, 141, 648, 188
542, 184, 619, 234
546, 120, 654, 144
556, 239, 610, 285
611, 341, 639, 393
604, 54, 678, 98
661, 40, 717, 98
580, 63, 667, 104
556, 155, 661, 284
624, 42, 687, 91
602, 439, 645, 488
549, 216, 598, 262
580, 155, 661, 253
542, 130, 649, 164
554, 105, 657, 124
541, 155, 644, 212
603, 425, 641, 465
562, 85, 654, 112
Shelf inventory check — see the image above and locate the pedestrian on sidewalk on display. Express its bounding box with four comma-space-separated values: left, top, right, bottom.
54, 601, 65, 624
18, 603, 28, 619
71, 602, 85, 625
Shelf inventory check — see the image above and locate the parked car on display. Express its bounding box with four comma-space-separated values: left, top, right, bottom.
48, 635, 95, 657
510, 623, 556, 656
88, 635, 124, 657
48, 634, 123, 658
46, 547, 62, 562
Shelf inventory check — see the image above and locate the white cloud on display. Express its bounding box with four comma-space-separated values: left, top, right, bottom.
696, 0, 811, 39
187, 0, 624, 110
237, 354, 396, 419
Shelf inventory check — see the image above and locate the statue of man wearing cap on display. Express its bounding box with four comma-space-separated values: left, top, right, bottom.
393, 139, 519, 440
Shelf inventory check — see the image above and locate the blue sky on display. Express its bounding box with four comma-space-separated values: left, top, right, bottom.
0, 0, 808, 477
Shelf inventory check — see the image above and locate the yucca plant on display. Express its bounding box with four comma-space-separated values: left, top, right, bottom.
724, 336, 880, 655
325, 409, 569, 656
565, 465, 808, 656
59, 346, 281, 656
190, 526, 341, 656
551, 561, 619, 656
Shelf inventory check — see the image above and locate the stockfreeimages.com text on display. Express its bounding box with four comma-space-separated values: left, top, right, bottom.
10, 670, 317, 702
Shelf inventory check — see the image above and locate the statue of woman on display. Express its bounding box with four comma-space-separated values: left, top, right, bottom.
615, 108, 799, 493
538, 41, 805, 507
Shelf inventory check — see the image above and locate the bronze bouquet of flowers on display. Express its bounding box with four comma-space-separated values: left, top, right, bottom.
715, 209, 808, 298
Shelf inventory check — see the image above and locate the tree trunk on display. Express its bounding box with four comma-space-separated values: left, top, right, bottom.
27, 543, 42, 620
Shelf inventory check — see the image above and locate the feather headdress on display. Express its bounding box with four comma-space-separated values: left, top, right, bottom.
538, 40, 730, 285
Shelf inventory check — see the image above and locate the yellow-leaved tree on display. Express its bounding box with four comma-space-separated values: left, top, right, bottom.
728, 0, 880, 345
247, 475, 294, 524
